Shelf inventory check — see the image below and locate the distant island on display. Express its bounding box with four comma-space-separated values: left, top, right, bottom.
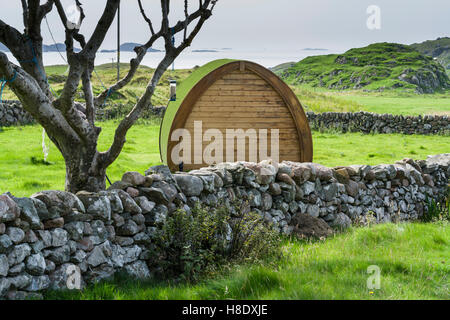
303, 48, 328, 51
100, 42, 161, 53
192, 49, 218, 53
0, 42, 81, 53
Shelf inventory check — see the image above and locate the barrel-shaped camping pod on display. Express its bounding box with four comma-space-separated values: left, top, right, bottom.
160, 59, 313, 171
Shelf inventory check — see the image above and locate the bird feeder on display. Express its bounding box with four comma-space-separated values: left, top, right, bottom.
169, 80, 177, 101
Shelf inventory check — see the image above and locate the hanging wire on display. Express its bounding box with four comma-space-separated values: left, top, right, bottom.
44, 16, 68, 64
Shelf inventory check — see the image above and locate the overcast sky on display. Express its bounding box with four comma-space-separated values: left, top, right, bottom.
1, 0, 449, 52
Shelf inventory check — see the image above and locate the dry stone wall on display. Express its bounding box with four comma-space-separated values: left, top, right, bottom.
1, 101, 449, 136
0, 153, 449, 299
0, 101, 34, 126
307, 111, 450, 135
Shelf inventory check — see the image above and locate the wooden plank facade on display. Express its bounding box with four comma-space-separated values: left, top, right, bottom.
161, 60, 313, 171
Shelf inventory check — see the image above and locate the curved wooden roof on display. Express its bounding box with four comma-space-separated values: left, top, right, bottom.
160, 60, 313, 171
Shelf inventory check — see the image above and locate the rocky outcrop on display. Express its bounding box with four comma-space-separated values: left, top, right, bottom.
0, 154, 449, 299
307, 111, 450, 135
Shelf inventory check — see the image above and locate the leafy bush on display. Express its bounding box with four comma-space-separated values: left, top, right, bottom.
152, 201, 281, 281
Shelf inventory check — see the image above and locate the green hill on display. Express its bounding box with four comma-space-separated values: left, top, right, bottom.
411, 37, 450, 76
277, 43, 450, 94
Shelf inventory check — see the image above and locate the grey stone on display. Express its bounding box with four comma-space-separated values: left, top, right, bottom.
51, 228, 69, 247
8, 262, 25, 276
124, 261, 151, 279
87, 245, 108, 267
77, 192, 111, 221
26, 253, 46, 275
307, 204, 320, 218
65, 221, 84, 241
141, 182, 177, 205
46, 245, 71, 264
107, 192, 124, 214
107, 180, 132, 191
0, 193, 20, 223
0, 254, 8, 276
321, 183, 338, 202
329, 213, 352, 230
134, 196, 156, 214
122, 171, 146, 186
117, 220, 140, 236
31, 190, 85, 218
174, 174, 204, 196
8, 243, 31, 265
0, 234, 13, 253
14, 197, 41, 230
9, 274, 32, 289
145, 204, 168, 226
36, 230, 52, 248
113, 190, 142, 215
26, 275, 50, 292
0, 278, 10, 296
302, 181, 316, 196
6, 227, 25, 244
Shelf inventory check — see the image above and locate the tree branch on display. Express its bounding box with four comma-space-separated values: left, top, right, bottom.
101, 0, 218, 167
95, 0, 216, 106
0, 51, 81, 154
138, 0, 155, 35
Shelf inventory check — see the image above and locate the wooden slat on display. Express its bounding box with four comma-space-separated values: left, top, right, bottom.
188, 113, 293, 119
207, 84, 273, 91
198, 95, 284, 103
221, 73, 262, 80
214, 79, 267, 85
194, 101, 286, 107
202, 90, 280, 97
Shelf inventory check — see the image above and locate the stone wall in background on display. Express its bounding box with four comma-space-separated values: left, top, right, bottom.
1, 153, 449, 299
0, 101, 34, 127
306, 111, 450, 135
2, 101, 449, 136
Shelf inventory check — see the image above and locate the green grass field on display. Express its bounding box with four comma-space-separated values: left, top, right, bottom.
44, 222, 450, 300
291, 85, 450, 115
1, 121, 449, 197
1, 62, 449, 301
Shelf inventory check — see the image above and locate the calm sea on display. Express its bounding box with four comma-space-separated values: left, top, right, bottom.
4, 49, 340, 69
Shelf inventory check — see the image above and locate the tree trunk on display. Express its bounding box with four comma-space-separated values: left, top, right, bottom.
64, 148, 106, 194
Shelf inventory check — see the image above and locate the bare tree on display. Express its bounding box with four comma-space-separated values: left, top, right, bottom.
0, 0, 218, 193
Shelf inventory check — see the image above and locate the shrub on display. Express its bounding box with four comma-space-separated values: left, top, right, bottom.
152, 201, 281, 281
422, 186, 450, 222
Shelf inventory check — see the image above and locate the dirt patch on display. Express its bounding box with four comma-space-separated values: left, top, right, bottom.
290, 213, 334, 240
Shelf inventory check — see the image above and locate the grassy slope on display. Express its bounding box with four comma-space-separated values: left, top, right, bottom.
299, 88, 450, 116
278, 43, 450, 93
2, 64, 194, 108
45, 222, 450, 300
411, 37, 450, 76
1, 122, 449, 197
